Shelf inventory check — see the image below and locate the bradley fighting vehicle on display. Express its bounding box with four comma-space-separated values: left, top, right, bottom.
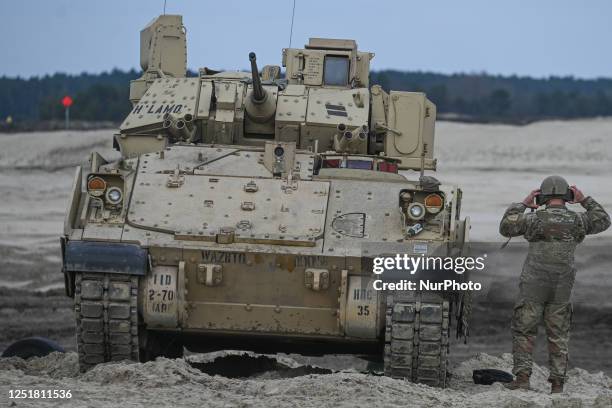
61, 15, 471, 386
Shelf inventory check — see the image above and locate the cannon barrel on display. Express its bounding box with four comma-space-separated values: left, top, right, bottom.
245, 51, 276, 123
249, 52, 266, 102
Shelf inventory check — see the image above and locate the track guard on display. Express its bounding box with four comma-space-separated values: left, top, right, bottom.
64, 241, 148, 275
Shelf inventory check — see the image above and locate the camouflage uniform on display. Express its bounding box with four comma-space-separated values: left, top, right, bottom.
499, 197, 610, 381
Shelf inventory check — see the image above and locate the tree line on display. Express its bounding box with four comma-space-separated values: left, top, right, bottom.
372, 71, 612, 122
1, 69, 612, 127
0, 69, 138, 123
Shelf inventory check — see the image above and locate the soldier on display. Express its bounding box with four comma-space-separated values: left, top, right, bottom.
499, 175, 610, 393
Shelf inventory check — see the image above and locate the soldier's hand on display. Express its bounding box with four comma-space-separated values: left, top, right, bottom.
569, 185, 586, 203
522, 189, 541, 209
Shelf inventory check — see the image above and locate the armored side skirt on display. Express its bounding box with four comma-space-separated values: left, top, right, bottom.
62, 241, 148, 297
64, 241, 148, 275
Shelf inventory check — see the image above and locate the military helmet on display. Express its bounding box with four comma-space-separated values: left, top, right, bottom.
537, 175, 573, 204
540, 175, 569, 196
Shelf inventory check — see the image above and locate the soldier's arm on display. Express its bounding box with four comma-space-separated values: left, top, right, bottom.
499, 203, 533, 237
579, 197, 611, 235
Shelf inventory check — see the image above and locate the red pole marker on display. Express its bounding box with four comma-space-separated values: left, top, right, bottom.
61, 96, 73, 129
61, 96, 73, 108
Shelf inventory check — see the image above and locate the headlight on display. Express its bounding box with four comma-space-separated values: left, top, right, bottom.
87, 176, 107, 197
424, 193, 444, 214
105, 187, 123, 205
407, 202, 425, 220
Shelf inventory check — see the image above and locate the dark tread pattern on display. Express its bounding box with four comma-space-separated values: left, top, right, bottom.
384, 292, 450, 387
75, 273, 139, 372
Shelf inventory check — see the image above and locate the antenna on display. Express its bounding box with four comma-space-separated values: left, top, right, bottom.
163, 0, 167, 14
288, 0, 296, 48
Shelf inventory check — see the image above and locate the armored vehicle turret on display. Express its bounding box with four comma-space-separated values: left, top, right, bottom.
62, 15, 471, 387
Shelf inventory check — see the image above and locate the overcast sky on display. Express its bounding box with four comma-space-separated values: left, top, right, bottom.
1, 0, 611, 79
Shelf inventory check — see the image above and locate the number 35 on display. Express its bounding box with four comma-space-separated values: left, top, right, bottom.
357, 305, 370, 316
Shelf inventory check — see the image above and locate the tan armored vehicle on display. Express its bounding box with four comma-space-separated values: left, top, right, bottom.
61, 15, 471, 387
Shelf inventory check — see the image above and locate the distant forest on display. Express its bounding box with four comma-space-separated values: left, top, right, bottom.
1, 69, 612, 127
371, 71, 612, 122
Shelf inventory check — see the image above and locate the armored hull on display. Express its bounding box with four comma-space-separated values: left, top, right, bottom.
61, 14, 470, 387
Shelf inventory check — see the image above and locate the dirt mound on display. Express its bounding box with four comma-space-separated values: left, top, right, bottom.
1, 352, 611, 407
0, 351, 79, 379
81, 357, 207, 387
450, 353, 611, 404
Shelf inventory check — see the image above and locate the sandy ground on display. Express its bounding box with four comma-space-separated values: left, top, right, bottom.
0, 351, 611, 407
1, 119, 612, 406
435, 118, 612, 241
